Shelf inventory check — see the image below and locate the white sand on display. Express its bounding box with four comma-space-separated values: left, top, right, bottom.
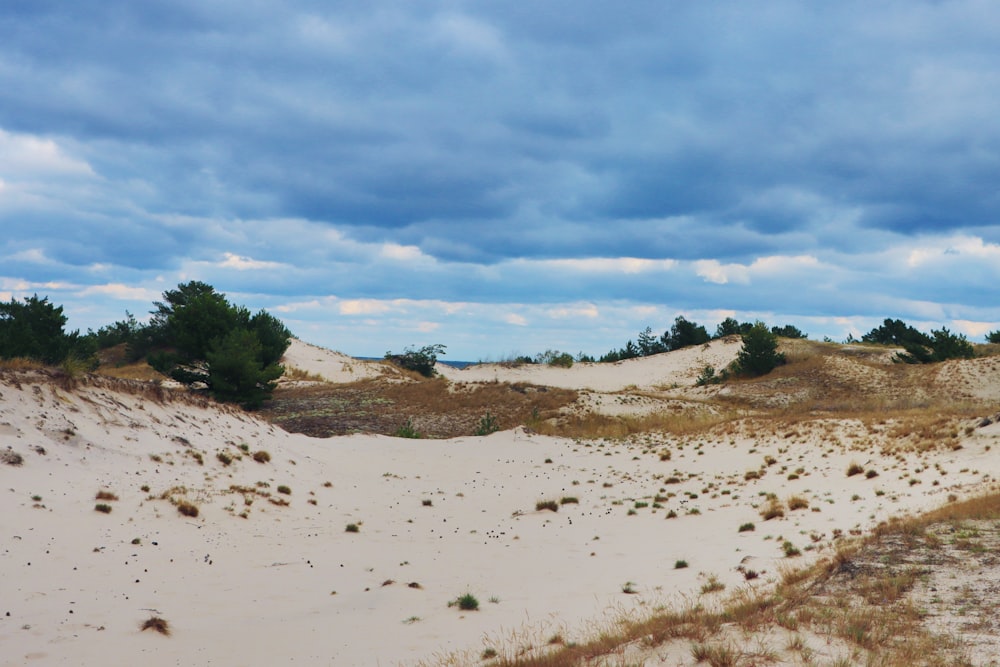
2, 349, 999, 666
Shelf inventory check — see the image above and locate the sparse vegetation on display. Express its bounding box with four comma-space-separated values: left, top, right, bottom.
94, 503, 112, 513
277, 484, 291, 495
345, 523, 360, 533
535, 500, 559, 512
252, 450, 271, 463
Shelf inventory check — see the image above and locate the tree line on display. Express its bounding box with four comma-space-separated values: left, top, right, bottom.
600, 316, 805, 362
0, 282, 290, 408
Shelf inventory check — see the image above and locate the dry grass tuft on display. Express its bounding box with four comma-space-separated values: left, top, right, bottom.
1, 448, 24, 466
176, 501, 199, 517
95, 490, 119, 501
140, 616, 170, 636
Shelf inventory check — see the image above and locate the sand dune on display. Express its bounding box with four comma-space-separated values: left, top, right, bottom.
2, 345, 1000, 665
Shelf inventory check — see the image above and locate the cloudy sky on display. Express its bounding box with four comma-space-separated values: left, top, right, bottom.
2, 1, 999, 359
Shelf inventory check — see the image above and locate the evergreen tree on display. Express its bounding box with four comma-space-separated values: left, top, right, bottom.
734, 321, 785, 377
895, 328, 974, 364
666, 316, 710, 351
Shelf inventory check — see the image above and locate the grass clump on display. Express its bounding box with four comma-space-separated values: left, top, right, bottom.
559, 496, 579, 505
94, 503, 112, 514
345, 523, 360, 533
252, 450, 271, 463
536, 499, 559, 512
217, 451, 233, 466
277, 485, 291, 495
760, 497, 785, 520
738, 522, 755, 532
395, 418, 422, 439
1, 449, 24, 466
674, 559, 689, 569
449, 593, 479, 611
95, 490, 119, 501
140, 616, 170, 636
176, 501, 199, 517
846, 461, 864, 477
474, 411, 501, 436
787, 495, 809, 511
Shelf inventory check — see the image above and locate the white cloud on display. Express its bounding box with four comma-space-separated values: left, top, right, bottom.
0, 129, 95, 178
379, 243, 431, 262
504, 312, 528, 326
529, 257, 677, 274
547, 303, 599, 319
339, 299, 394, 316
219, 252, 286, 271
694, 259, 749, 285
77, 283, 159, 301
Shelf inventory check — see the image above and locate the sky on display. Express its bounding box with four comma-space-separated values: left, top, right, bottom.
2, 1, 1000, 360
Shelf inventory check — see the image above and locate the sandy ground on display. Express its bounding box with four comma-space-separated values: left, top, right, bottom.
3, 346, 1000, 666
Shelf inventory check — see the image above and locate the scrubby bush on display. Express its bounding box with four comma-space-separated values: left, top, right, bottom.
535, 350, 574, 368
384, 344, 446, 377
535, 500, 559, 512
252, 450, 271, 463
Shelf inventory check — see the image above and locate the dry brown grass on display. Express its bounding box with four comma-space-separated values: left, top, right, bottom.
455, 491, 1000, 667
140, 616, 170, 635
536, 408, 735, 440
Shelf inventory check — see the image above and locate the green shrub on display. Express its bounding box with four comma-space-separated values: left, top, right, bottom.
474, 411, 501, 436
738, 522, 755, 532
217, 451, 233, 466
450, 593, 479, 611
345, 523, 360, 533
277, 485, 291, 495
253, 450, 271, 463
535, 349, 574, 368
395, 418, 422, 439
94, 503, 112, 514
674, 559, 688, 569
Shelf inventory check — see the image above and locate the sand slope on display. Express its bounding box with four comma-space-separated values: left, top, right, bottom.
2, 355, 1000, 665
